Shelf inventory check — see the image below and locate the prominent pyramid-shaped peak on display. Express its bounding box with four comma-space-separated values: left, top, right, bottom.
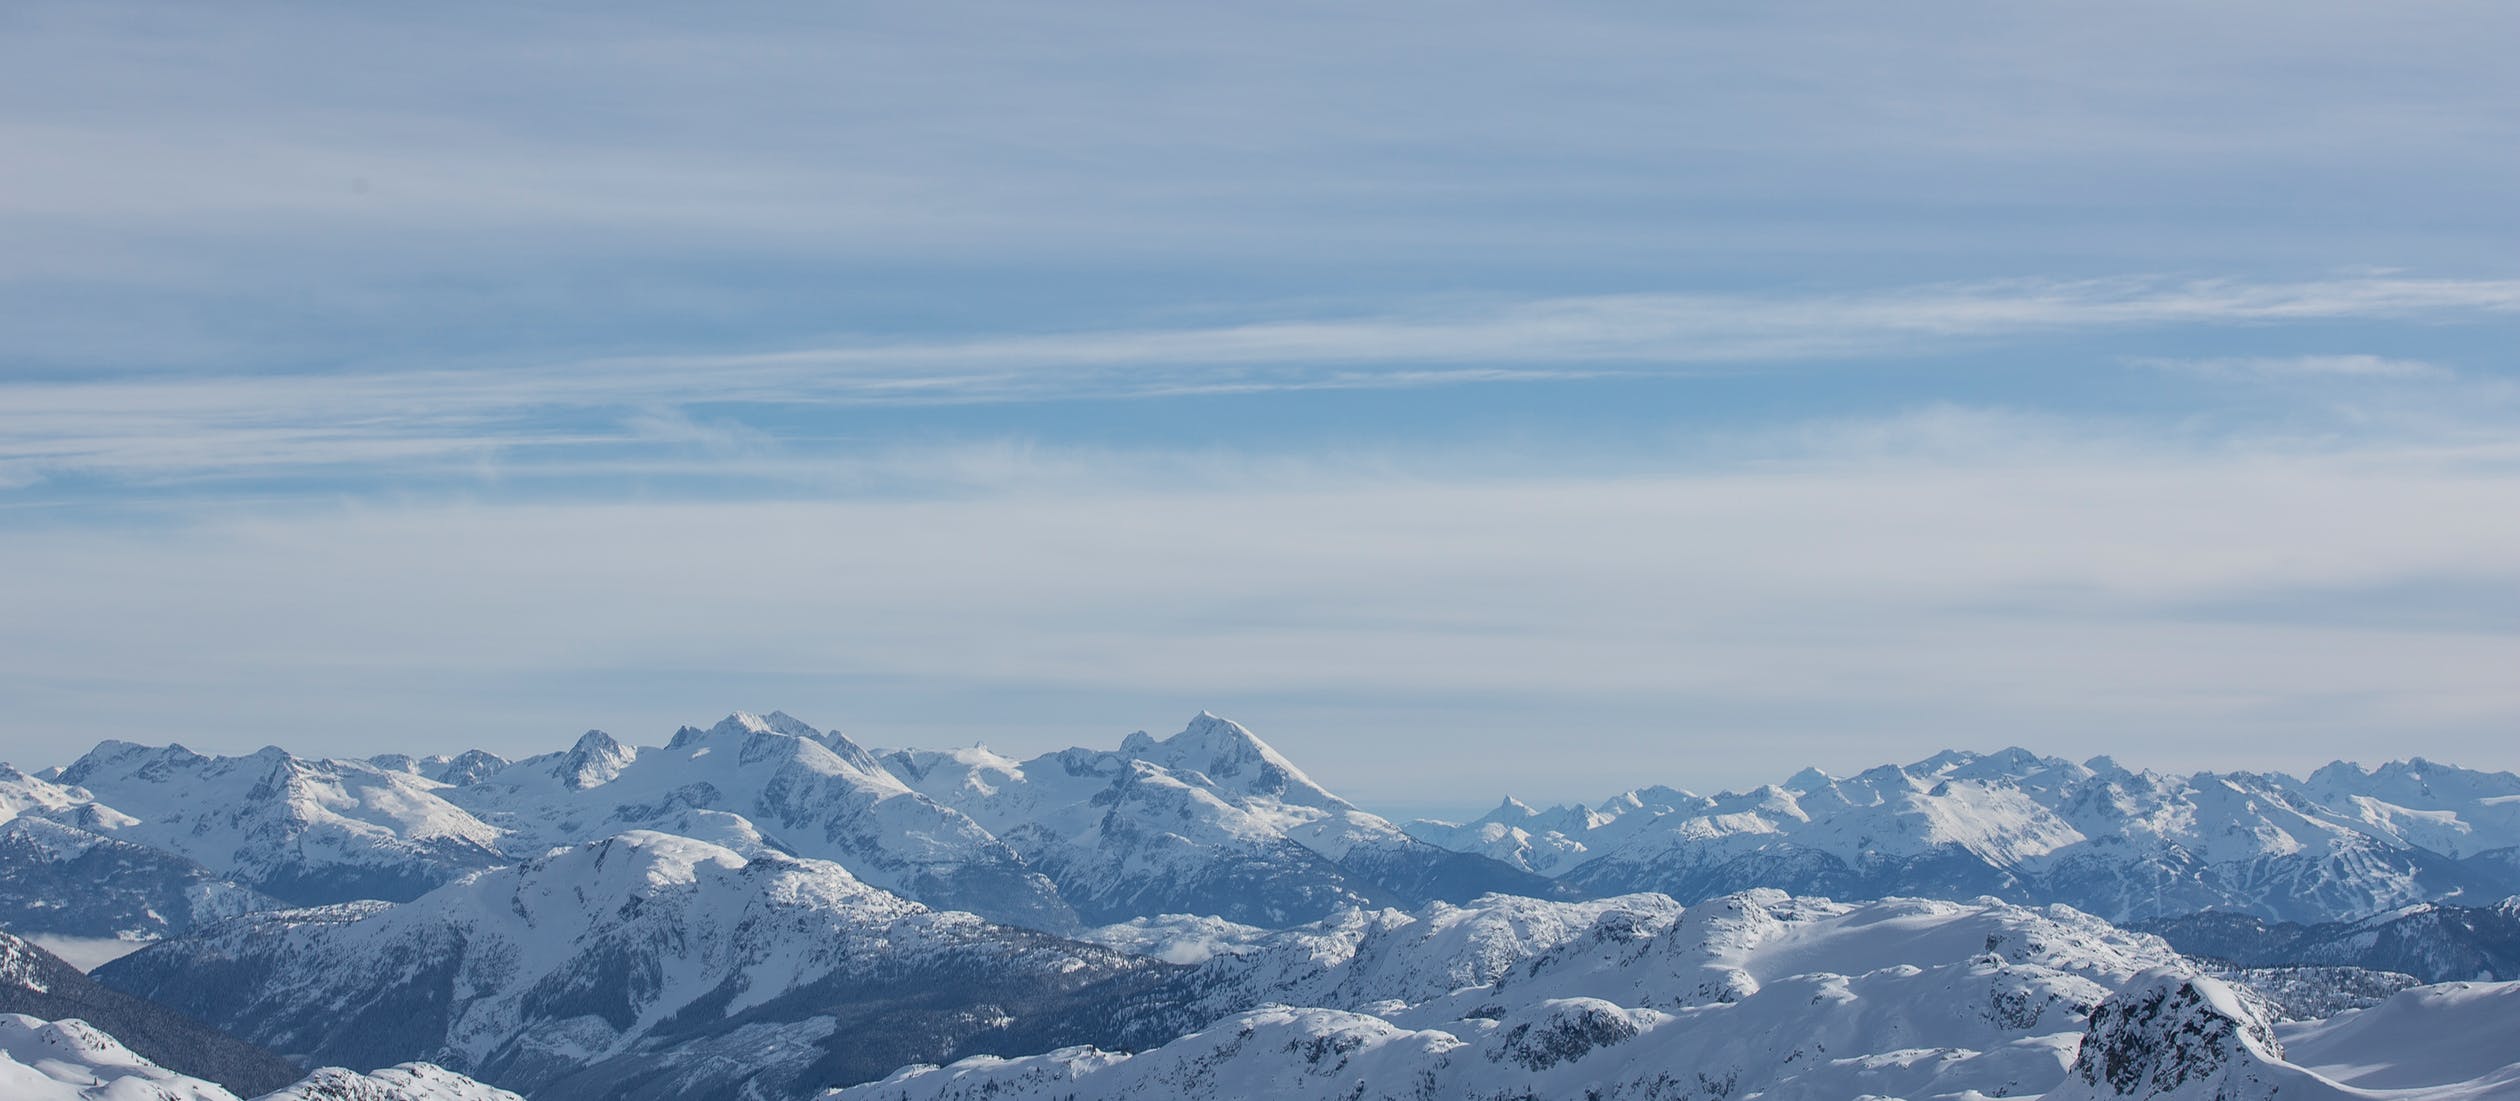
759, 710, 824, 739
555, 729, 635, 790
1119, 712, 1346, 809
1490, 795, 1538, 819
1783, 766, 1835, 792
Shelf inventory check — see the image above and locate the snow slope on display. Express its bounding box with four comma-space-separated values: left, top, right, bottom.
1, 1013, 246, 1101
0, 1013, 518, 1101
838, 890, 2187, 1100
2279, 980, 2520, 1095
842, 893, 2520, 1101
1, 928, 303, 1096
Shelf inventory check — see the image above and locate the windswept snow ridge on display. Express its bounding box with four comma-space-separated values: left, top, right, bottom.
0, 1012, 518, 1101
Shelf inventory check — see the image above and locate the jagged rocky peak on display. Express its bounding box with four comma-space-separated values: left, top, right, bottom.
702, 709, 889, 774
2061, 969, 2287, 1099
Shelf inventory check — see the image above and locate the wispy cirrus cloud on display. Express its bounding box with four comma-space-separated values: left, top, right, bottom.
2131, 353, 2452, 380
6, 274, 2516, 488
6, 415, 2519, 793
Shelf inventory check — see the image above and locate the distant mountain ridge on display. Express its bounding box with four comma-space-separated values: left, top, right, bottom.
2142, 896, 2520, 983
1408, 747, 2520, 924
8, 716, 2520, 942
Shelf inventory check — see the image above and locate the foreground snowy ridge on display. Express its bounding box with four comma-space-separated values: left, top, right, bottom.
836, 890, 2520, 1101
0, 1012, 519, 1101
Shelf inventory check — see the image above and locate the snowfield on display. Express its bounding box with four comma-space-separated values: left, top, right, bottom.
0, 1013, 520, 1101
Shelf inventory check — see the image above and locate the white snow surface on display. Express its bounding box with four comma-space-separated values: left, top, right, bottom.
840, 891, 2520, 1101
0, 1012, 241, 1101
0, 1013, 517, 1101
837, 889, 2164, 1100
250, 1063, 525, 1101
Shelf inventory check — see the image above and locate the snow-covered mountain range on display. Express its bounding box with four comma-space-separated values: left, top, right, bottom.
881, 712, 1558, 926
96, 832, 1179, 1101
1408, 748, 2520, 924
2144, 896, 2520, 983
4, 710, 2519, 1100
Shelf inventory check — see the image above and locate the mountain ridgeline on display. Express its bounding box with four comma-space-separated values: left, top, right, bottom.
5, 712, 2520, 1100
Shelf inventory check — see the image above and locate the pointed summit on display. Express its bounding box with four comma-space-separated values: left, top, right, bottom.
759, 710, 824, 739
556, 729, 634, 790
1129, 712, 1345, 809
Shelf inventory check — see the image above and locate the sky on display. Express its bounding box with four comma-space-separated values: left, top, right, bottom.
3, 1, 2517, 818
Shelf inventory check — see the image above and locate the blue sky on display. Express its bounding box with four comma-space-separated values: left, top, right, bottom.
4, 1, 2517, 816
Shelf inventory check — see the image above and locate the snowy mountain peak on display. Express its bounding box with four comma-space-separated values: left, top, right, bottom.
1782, 766, 1835, 792
759, 710, 825, 738
706, 710, 889, 775
431, 749, 510, 786
1124, 713, 1346, 810
712, 711, 778, 737
59, 740, 205, 785
555, 730, 635, 790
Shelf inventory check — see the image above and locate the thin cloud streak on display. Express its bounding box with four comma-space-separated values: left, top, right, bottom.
7, 274, 2516, 486
2132, 353, 2452, 380
3, 427, 2517, 792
